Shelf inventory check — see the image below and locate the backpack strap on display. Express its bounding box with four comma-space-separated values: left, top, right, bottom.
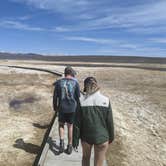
64, 81, 69, 98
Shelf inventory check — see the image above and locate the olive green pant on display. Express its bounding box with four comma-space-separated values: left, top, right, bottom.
81, 141, 109, 166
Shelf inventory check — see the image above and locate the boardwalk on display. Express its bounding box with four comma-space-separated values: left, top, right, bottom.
37, 116, 107, 166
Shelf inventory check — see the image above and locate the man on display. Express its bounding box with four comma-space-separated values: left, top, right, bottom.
73, 77, 114, 166
53, 66, 80, 154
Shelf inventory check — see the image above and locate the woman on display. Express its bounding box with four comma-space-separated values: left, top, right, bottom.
73, 77, 114, 166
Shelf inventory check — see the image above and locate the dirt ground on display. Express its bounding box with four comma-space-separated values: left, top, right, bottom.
0, 60, 166, 166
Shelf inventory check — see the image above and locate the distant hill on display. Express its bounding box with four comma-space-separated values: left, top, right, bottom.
0, 52, 166, 64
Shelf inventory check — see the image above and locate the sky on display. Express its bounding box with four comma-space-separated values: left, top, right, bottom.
0, 0, 166, 57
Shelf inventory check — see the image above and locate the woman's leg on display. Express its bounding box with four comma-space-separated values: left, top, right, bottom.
94, 141, 109, 166
81, 141, 92, 166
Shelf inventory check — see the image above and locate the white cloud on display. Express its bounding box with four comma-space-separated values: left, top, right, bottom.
17, 15, 32, 21
6, 0, 166, 57
11, 0, 92, 15
52, 26, 71, 32
10, 0, 166, 33
65, 35, 166, 56
71, 1, 166, 32
150, 38, 166, 44
66, 36, 115, 44
0, 20, 45, 31
98, 46, 166, 57
65, 36, 141, 49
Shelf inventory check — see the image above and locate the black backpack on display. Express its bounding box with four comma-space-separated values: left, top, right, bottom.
60, 79, 77, 113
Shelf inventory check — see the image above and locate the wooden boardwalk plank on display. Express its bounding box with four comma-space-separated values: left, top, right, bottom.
38, 116, 107, 166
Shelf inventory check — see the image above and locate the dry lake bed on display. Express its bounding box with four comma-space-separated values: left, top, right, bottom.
0, 60, 166, 166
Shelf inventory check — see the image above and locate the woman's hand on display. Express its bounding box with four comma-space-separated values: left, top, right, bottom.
109, 140, 112, 144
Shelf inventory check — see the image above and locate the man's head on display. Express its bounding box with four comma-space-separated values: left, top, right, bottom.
64, 66, 76, 77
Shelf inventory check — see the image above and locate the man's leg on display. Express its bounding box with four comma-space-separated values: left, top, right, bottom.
59, 122, 65, 153
67, 123, 73, 145
81, 141, 92, 166
65, 112, 75, 154
94, 141, 109, 166
59, 122, 65, 140
65, 123, 73, 154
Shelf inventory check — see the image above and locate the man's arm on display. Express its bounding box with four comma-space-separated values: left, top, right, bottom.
53, 82, 59, 112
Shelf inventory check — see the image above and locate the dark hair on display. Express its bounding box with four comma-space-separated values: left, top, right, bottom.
84, 77, 97, 85
64, 66, 75, 76
84, 77, 98, 92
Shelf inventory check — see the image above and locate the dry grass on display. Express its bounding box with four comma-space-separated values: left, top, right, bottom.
0, 60, 166, 166
0, 70, 57, 166
79, 68, 166, 166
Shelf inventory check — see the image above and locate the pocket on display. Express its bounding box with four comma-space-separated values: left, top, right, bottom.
61, 99, 77, 113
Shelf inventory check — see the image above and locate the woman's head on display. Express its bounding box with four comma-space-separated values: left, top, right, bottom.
84, 77, 99, 94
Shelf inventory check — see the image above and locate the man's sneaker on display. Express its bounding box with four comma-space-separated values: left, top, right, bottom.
59, 139, 64, 153
66, 144, 72, 155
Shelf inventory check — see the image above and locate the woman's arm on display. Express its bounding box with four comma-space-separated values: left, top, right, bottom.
72, 101, 81, 149
106, 102, 114, 143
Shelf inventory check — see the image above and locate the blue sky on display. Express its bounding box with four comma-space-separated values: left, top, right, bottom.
0, 0, 166, 57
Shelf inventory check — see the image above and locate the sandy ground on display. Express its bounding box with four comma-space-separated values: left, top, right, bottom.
0, 60, 166, 166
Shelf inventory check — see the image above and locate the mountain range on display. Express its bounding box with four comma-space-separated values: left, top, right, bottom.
0, 52, 166, 64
